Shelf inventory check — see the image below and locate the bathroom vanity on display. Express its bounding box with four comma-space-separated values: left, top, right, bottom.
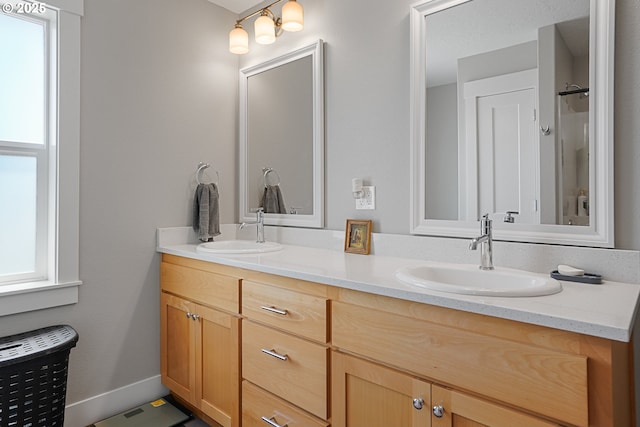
158, 239, 638, 427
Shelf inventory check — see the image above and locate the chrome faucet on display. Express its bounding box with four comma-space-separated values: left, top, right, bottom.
469, 213, 494, 270
469, 211, 519, 270
240, 208, 265, 243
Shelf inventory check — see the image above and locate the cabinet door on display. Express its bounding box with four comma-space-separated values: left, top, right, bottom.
196, 304, 240, 427
161, 292, 197, 403
431, 385, 560, 427
332, 352, 431, 427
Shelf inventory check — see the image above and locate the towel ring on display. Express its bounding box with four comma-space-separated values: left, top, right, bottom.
262, 167, 280, 188
196, 162, 219, 185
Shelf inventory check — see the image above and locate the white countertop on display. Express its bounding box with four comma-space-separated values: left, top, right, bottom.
158, 241, 640, 342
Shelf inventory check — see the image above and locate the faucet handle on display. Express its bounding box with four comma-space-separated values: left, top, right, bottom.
504, 211, 519, 223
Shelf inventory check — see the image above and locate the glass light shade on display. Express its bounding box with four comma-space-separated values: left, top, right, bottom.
229, 25, 249, 54
254, 14, 276, 45
281, 0, 304, 32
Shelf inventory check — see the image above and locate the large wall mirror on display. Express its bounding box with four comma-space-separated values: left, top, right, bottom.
410, 0, 614, 246
239, 40, 324, 228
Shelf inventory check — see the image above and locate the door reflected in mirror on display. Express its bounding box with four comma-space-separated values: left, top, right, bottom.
239, 40, 324, 228
410, 0, 614, 247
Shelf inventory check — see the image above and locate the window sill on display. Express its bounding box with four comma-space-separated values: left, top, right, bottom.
0, 280, 81, 316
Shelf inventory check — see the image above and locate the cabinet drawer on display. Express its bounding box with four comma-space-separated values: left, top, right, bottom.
242, 280, 327, 342
161, 261, 239, 313
332, 301, 588, 427
243, 321, 328, 419
242, 381, 329, 427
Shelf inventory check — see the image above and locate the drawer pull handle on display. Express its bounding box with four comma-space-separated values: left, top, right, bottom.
261, 416, 288, 427
433, 405, 445, 418
261, 305, 288, 316
261, 348, 288, 361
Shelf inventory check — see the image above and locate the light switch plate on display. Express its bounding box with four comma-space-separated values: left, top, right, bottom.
356, 186, 375, 210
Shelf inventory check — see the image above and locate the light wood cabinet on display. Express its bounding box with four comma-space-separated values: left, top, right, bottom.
160, 256, 241, 427
332, 350, 561, 427
332, 351, 431, 427
242, 280, 328, 342
332, 300, 587, 426
160, 292, 196, 403
331, 288, 633, 427
241, 276, 330, 424
159, 255, 634, 427
430, 385, 560, 427
242, 381, 329, 427
243, 321, 328, 419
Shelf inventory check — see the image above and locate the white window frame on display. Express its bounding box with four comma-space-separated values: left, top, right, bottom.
0, 0, 83, 316
1, 11, 51, 284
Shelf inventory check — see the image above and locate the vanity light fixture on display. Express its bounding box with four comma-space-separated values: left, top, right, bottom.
229, 0, 304, 54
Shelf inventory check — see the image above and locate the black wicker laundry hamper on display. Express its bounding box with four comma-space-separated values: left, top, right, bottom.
0, 325, 78, 427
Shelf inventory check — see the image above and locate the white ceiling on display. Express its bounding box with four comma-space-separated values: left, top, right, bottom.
207, 0, 264, 14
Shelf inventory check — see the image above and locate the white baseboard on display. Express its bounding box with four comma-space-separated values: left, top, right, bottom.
64, 375, 169, 427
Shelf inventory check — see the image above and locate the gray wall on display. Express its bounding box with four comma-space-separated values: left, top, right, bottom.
1, 0, 238, 407
613, 0, 640, 250
239, 0, 640, 250
425, 83, 458, 220
0, 0, 638, 415
239, 0, 412, 234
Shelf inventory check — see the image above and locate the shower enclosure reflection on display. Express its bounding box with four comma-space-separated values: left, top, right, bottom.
557, 85, 589, 226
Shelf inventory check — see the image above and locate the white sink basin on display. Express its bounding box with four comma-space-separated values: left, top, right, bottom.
395, 263, 562, 297
196, 240, 283, 254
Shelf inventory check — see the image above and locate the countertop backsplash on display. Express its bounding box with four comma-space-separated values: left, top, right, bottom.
157, 225, 640, 284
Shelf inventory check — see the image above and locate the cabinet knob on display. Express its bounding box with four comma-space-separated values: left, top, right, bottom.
186, 312, 192, 319
412, 398, 424, 410
433, 405, 445, 418
191, 314, 200, 320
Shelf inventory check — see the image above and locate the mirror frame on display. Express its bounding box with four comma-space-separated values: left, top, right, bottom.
409, 0, 615, 247
239, 40, 324, 228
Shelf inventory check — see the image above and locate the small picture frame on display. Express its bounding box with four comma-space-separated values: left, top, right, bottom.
344, 219, 372, 255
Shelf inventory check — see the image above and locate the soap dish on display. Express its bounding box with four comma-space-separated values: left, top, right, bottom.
550, 270, 602, 284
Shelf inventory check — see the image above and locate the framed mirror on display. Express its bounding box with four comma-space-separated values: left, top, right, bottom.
239, 40, 324, 228
409, 0, 614, 247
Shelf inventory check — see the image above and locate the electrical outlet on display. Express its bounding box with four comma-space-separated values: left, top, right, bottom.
356, 186, 375, 210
